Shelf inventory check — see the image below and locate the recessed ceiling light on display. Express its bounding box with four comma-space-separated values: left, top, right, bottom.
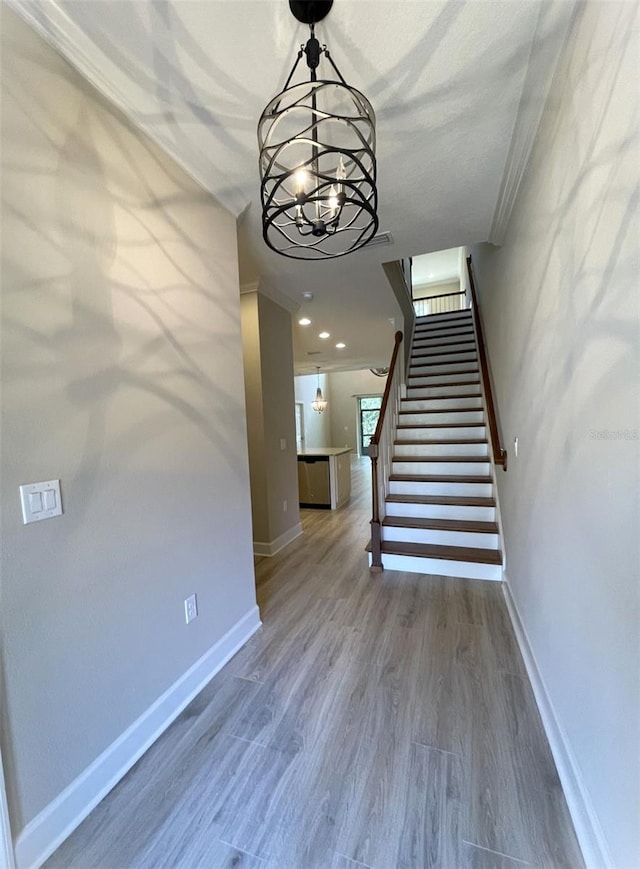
299, 317, 311, 326
428, 272, 434, 278
336, 342, 346, 349
319, 331, 330, 339
302, 291, 314, 301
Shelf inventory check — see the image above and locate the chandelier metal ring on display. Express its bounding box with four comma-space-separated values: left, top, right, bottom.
258, 5, 378, 260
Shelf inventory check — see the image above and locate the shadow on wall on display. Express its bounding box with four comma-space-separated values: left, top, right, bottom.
3, 87, 248, 500
487, 3, 638, 547
0, 26, 253, 832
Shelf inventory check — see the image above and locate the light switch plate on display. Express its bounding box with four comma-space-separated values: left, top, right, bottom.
20, 480, 63, 524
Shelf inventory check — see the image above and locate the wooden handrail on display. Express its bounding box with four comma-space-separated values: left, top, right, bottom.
371, 331, 403, 449
466, 256, 507, 471
414, 290, 465, 302
369, 330, 403, 571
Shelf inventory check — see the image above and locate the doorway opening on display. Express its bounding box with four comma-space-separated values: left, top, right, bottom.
358, 395, 382, 456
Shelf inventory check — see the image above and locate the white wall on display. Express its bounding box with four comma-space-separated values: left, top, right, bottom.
294, 374, 331, 449
1, 9, 258, 864
327, 369, 387, 454
471, 4, 639, 866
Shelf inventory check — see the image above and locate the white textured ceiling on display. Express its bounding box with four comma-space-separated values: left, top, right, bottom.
12, 0, 574, 373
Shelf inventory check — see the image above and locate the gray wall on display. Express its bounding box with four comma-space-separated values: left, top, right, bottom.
241, 290, 300, 548
240, 293, 269, 542
1, 6, 256, 839
328, 370, 387, 454
471, 3, 639, 865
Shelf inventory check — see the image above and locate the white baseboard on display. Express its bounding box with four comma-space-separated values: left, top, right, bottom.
253, 522, 303, 557
501, 579, 613, 869
14, 606, 262, 869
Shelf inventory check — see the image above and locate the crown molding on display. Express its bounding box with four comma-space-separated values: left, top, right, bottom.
5, 0, 249, 219
489, 1, 578, 245
239, 281, 299, 314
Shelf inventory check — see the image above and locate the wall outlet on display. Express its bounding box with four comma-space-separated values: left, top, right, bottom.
283, 499, 287, 513
184, 594, 198, 624
514, 436, 519, 457
280, 438, 286, 451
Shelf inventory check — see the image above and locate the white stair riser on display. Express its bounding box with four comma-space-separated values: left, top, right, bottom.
412, 351, 477, 366
392, 460, 491, 476
398, 410, 484, 425
385, 502, 496, 522
389, 480, 493, 497
393, 442, 489, 457
401, 396, 483, 411
407, 383, 481, 398
396, 426, 487, 440
369, 552, 502, 581
411, 361, 479, 376
409, 372, 479, 386
383, 526, 500, 549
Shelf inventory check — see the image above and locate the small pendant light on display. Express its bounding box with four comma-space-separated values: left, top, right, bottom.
311, 366, 328, 413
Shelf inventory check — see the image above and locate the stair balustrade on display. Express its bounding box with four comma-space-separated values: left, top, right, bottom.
413, 290, 467, 318
369, 330, 404, 571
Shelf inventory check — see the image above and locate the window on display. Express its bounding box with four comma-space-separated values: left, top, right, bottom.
358, 395, 383, 455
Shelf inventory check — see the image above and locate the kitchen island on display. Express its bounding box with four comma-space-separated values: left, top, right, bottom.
297, 447, 352, 509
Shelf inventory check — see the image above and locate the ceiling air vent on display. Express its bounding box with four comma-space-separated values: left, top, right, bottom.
368, 231, 394, 247
306, 351, 322, 356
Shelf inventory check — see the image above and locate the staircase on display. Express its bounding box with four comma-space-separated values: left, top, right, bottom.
372, 308, 503, 581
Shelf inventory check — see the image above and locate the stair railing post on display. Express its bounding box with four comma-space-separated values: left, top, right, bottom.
369, 443, 383, 572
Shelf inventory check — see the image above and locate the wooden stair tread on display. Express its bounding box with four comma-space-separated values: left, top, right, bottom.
414, 330, 474, 340
414, 322, 473, 334
414, 328, 474, 339
390, 473, 493, 483
392, 455, 489, 463
416, 313, 472, 323
412, 346, 477, 358
397, 422, 485, 429
386, 493, 495, 506
408, 368, 479, 378
394, 438, 488, 445
402, 393, 482, 402
407, 380, 481, 389
383, 516, 498, 533
413, 323, 475, 341
366, 539, 502, 565
410, 359, 478, 369
399, 407, 483, 415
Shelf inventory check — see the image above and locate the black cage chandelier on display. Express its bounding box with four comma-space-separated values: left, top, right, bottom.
258, 0, 378, 260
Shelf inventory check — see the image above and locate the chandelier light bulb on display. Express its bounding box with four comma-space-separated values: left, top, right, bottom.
294, 168, 308, 195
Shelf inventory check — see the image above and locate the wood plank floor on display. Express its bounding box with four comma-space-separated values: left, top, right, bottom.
46, 459, 583, 869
